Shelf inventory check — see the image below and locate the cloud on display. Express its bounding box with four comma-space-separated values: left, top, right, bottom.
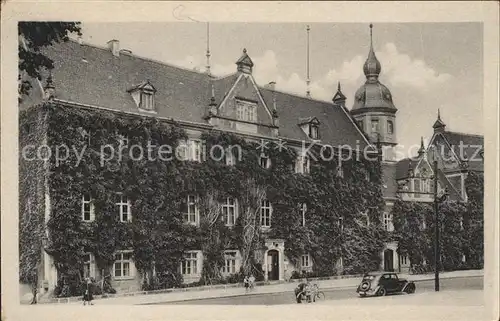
169, 43, 451, 101
377, 43, 452, 89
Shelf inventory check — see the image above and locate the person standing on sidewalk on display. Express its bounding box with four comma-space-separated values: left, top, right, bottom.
82, 277, 94, 305
249, 274, 255, 290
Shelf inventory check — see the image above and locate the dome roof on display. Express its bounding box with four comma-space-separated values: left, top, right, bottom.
352, 81, 396, 111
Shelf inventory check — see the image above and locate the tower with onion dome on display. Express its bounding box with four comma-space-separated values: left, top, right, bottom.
351, 24, 398, 151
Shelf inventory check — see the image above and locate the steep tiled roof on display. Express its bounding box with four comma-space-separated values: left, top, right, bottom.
33, 40, 371, 151
260, 89, 371, 149
395, 157, 419, 180
441, 131, 484, 172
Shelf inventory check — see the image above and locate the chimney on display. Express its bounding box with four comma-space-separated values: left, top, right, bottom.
119, 49, 132, 55
107, 39, 120, 57
265, 81, 276, 91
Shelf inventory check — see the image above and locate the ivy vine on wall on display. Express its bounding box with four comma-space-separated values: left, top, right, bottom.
20, 102, 388, 297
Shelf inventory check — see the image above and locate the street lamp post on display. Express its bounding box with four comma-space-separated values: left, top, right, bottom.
433, 160, 440, 291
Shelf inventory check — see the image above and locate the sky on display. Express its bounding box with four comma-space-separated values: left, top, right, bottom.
79, 22, 483, 155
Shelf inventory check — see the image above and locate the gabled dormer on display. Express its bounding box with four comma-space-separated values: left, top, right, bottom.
298, 117, 320, 140
127, 80, 157, 112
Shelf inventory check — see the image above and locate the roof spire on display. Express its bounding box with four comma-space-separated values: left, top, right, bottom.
206, 22, 211, 76
332, 81, 347, 106
306, 25, 311, 98
418, 136, 425, 157
433, 108, 446, 132
363, 23, 381, 80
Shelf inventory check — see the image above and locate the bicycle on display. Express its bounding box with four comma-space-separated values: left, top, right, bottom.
310, 284, 325, 302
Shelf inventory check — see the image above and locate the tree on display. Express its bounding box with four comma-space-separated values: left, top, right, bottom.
236, 177, 266, 276
18, 22, 81, 101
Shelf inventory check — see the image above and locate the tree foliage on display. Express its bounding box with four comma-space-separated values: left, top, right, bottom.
18, 22, 81, 101
392, 171, 484, 271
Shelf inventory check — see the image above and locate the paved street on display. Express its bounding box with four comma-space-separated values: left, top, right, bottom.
156, 276, 482, 305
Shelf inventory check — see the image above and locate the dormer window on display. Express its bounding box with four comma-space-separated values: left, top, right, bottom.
140, 90, 154, 111
298, 117, 320, 140
127, 81, 157, 112
310, 124, 319, 139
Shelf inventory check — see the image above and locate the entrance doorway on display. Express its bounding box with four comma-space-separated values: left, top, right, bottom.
384, 249, 394, 272
267, 250, 279, 280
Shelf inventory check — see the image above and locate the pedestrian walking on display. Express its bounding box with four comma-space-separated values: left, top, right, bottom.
243, 275, 250, 292
82, 277, 94, 305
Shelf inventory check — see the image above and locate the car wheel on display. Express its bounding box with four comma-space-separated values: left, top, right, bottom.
378, 287, 387, 296
405, 285, 415, 294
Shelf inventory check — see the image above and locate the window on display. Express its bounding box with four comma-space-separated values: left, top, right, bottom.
225, 148, 236, 166
116, 194, 131, 222
301, 253, 312, 268
236, 101, 257, 122
413, 178, 421, 198
140, 91, 154, 110
183, 195, 199, 225
222, 251, 238, 274
114, 251, 133, 279
387, 120, 394, 134
338, 217, 344, 231
362, 168, 370, 181
309, 125, 319, 139
357, 120, 363, 130
300, 203, 307, 226
82, 194, 95, 222
421, 179, 430, 193
383, 212, 393, 231
190, 140, 202, 162
178, 139, 202, 162
401, 255, 408, 265
222, 198, 238, 226
259, 153, 270, 169
181, 252, 199, 276
82, 253, 95, 278
361, 210, 370, 227
371, 119, 379, 133
295, 156, 310, 174
260, 200, 272, 227
336, 164, 344, 178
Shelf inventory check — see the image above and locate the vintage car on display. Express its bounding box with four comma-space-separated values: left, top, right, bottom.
356, 272, 416, 297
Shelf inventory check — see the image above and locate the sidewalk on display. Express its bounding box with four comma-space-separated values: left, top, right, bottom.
39, 269, 483, 305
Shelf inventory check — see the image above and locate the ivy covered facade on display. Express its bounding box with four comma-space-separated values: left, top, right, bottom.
19, 30, 396, 297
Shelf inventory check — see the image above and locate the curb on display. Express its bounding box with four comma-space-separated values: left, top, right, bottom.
32, 271, 483, 305
140, 274, 483, 305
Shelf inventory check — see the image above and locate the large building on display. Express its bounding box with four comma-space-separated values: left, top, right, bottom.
19, 24, 482, 296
